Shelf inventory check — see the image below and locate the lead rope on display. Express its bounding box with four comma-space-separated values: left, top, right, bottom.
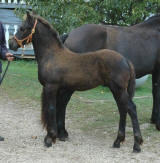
0, 19, 38, 85
0, 54, 23, 85
0, 61, 10, 85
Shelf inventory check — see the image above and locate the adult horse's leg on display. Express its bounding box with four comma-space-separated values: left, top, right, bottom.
56, 89, 74, 141
41, 84, 59, 147
151, 70, 160, 130
111, 87, 143, 152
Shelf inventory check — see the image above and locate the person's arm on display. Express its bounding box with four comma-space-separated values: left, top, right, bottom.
0, 23, 8, 60
0, 23, 14, 61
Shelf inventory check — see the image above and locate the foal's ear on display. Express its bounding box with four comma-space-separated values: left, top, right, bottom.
32, 10, 37, 15
26, 11, 32, 21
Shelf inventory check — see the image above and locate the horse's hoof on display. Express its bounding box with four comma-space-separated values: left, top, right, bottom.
58, 130, 68, 141
59, 136, 69, 141
133, 144, 141, 153
113, 142, 120, 148
133, 148, 141, 153
44, 136, 52, 147
156, 123, 160, 131
52, 136, 57, 144
48, 129, 57, 143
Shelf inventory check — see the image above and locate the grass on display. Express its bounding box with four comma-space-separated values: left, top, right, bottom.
1, 60, 41, 102
0, 60, 158, 139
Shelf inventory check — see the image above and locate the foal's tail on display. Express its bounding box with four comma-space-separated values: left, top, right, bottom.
127, 60, 136, 99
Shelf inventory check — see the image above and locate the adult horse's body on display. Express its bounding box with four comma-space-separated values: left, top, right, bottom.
64, 16, 160, 130
9, 12, 143, 152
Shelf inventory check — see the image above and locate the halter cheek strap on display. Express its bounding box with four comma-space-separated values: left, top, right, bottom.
14, 19, 38, 48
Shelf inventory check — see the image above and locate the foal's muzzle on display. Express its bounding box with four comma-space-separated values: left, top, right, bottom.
9, 37, 20, 51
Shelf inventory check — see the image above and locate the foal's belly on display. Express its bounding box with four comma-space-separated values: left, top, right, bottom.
63, 73, 104, 91
66, 82, 101, 91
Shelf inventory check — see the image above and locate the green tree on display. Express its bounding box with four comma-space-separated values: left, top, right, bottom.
97, 0, 160, 25
17, 0, 160, 34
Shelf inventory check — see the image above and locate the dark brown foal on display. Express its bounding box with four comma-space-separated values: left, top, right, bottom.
9, 12, 143, 152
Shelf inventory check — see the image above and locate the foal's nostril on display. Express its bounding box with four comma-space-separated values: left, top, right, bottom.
9, 39, 13, 48
9, 40, 12, 48
9, 38, 18, 51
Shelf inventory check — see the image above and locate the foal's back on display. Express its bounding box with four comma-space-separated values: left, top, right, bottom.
59, 48, 131, 90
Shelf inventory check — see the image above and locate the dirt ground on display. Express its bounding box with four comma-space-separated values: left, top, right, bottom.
0, 93, 160, 163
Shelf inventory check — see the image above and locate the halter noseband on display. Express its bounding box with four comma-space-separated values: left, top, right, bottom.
14, 19, 38, 48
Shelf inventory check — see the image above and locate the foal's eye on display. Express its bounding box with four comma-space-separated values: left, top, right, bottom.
20, 27, 25, 32
28, 27, 32, 30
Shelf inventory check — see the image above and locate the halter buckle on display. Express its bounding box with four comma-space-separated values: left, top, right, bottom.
14, 19, 37, 48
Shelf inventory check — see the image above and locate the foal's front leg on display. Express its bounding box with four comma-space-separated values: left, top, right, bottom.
56, 89, 74, 141
41, 84, 59, 147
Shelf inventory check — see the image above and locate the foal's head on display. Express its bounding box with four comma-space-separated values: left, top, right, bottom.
9, 11, 62, 51
9, 11, 37, 51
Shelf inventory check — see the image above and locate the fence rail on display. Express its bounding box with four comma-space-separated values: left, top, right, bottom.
0, 0, 26, 4
0, 0, 29, 10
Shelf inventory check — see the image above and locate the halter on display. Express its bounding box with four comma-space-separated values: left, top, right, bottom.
14, 19, 38, 48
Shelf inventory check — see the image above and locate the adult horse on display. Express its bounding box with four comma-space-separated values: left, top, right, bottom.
64, 15, 160, 130
9, 12, 143, 152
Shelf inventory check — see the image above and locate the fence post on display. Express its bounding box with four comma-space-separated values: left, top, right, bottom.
14, 24, 18, 35
13, 0, 18, 4
20, 0, 26, 4
5, 24, 9, 48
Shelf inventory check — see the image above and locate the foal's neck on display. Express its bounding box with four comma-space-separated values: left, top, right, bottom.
32, 24, 64, 61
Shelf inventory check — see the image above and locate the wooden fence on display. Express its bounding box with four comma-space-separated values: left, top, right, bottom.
0, 0, 26, 5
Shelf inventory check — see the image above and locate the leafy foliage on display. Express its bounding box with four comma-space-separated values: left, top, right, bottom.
97, 0, 160, 25
16, 0, 160, 34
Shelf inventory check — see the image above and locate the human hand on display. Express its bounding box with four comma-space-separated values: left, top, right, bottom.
6, 53, 14, 61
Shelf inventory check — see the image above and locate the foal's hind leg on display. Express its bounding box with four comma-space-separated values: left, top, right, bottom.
56, 89, 74, 141
111, 89, 127, 148
41, 84, 59, 147
127, 99, 143, 152
113, 107, 127, 148
151, 70, 160, 130
111, 88, 143, 152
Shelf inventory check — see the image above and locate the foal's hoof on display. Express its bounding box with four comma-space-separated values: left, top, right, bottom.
59, 136, 68, 141
133, 144, 141, 153
44, 136, 52, 147
133, 147, 141, 153
112, 137, 125, 148
58, 130, 69, 141
113, 141, 120, 148
156, 123, 160, 131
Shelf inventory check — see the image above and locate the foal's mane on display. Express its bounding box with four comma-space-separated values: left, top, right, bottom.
33, 15, 55, 31
30, 14, 63, 46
